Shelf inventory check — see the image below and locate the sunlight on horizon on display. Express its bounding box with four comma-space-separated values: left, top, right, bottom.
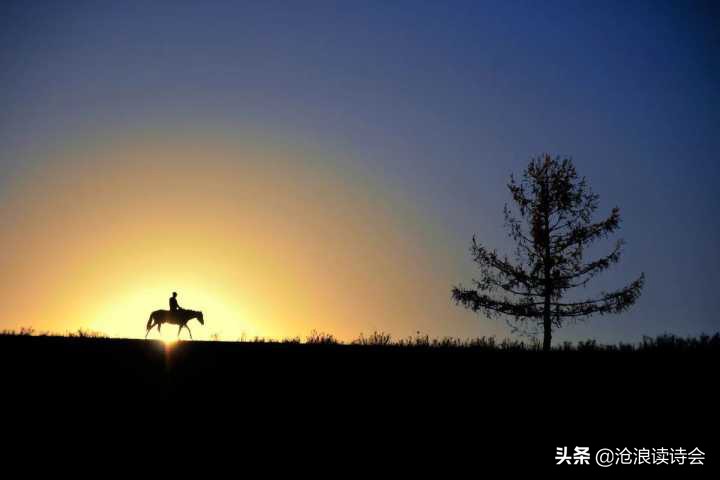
0, 132, 493, 342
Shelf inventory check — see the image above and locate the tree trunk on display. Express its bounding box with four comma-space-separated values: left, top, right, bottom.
542, 174, 552, 352
543, 295, 552, 351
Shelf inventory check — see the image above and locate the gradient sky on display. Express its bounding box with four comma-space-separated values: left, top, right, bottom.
1, 0, 718, 342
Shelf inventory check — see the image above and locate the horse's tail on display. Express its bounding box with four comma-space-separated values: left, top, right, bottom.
146, 312, 155, 330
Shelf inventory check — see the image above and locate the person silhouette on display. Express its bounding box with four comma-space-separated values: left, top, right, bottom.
169, 292, 181, 312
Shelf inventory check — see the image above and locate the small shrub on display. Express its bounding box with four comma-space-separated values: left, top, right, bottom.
577, 339, 599, 352
306, 330, 337, 345
67, 328, 107, 338
352, 331, 392, 346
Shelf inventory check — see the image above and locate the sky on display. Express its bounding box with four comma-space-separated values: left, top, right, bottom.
0, 0, 718, 343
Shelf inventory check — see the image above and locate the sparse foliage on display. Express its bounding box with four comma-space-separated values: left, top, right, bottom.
67, 328, 107, 338
305, 330, 338, 345
452, 154, 645, 350
352, 331, 393, 346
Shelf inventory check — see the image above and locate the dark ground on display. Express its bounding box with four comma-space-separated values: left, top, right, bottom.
1, 335, 716, 473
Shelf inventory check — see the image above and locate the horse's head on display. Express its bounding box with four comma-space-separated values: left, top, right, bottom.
197, 311, 204, 325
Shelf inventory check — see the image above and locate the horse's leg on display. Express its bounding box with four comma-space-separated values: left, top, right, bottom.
185, 325, 193, 340
145, 316, 154, 338
177, 325, 183, 338
146, 319, 156, 338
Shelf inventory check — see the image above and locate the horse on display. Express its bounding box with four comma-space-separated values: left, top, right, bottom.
146, 309, 204, 340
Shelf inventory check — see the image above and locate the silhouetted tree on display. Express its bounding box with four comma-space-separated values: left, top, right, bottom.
452, 154, 644, 351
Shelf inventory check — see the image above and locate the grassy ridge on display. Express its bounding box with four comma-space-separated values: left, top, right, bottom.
3, 327, 719, 352
2, 327, 716, 465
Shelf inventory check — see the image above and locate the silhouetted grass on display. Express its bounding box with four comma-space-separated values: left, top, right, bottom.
351, 330, 393, 346
305, 329, 338, 345
1, 327, 107, 338
1, 327, 718, 352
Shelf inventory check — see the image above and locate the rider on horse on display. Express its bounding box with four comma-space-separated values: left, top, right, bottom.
146, 292, 204, 339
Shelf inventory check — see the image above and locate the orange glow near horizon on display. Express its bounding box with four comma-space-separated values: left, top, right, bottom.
0, 130, 500, 342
